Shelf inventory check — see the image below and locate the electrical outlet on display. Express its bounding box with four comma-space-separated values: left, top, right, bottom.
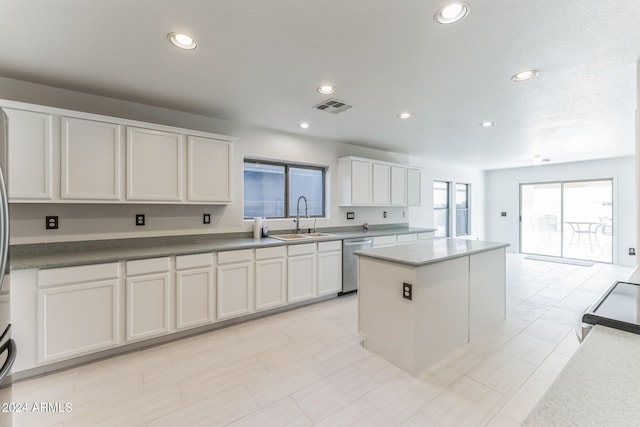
135, 214, 145, 226
629, 248, 636, 256
501, 212, 507, 217
383, 211, 387, 218
45, 216, 58, 230
402, 211, 406, 218
402, 283, 412, 300
203, 213, 211, 224
346, 212, 355, 220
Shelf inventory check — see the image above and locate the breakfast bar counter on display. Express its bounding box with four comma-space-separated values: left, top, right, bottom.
356, 238, 509, 375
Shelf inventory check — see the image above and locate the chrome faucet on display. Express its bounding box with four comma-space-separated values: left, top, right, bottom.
295, 195, 308, 234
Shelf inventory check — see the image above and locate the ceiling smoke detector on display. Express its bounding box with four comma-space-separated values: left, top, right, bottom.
313, 98, 352, 114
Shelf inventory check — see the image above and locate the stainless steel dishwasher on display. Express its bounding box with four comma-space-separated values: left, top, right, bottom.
341, 237, 373, 295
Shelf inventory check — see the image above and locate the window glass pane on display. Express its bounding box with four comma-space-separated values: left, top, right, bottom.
456, 184, 468, 209
434, 181, 449, 209
288, 167, 324, 217
243, 162, 285, 218
434, 181, 449, 237
434, 209, 449, 237
456, 209, 469, 236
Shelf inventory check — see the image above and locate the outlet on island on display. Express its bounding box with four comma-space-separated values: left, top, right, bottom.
135, 214, 145, 226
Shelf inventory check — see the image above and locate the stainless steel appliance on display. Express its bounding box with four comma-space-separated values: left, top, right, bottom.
576, 280, 640, 342
0, 109, 16, 385
341, 237, 373, 295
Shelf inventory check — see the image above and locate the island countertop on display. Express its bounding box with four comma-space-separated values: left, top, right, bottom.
355, 238, 509, 267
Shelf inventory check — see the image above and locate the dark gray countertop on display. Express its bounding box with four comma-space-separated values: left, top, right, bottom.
355, 238, 509, 267
10, 225, 435, 270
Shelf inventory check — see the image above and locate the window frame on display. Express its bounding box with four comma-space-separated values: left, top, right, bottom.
243, 158, 327, 219
455, 183, 470, 236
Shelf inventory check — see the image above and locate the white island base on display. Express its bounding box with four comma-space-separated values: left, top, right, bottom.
357, 239, 507, 376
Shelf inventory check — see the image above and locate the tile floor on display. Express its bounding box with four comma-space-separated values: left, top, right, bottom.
0, 254, 633, 427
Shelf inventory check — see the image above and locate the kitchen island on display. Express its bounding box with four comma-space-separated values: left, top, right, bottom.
356, 238, 509, 375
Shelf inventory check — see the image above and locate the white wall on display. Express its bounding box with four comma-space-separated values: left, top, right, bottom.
1, 77, 425, 243
408, 157, 486, 240
485, 156, 636, 266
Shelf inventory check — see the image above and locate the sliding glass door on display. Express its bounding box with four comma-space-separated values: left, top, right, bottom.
520, 179, 613, 263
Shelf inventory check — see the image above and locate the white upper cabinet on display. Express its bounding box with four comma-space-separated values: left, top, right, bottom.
407, 168, 422, 206
390, 166, 407, 205
339, 158, 371, 205
187, 136, 232, 203
1, 100, 236, 204
5, 108, 53, 200
372, 163, 390, 205
338, 157, 421, 207
61, 117, 122, 201
126, 127, 184, 201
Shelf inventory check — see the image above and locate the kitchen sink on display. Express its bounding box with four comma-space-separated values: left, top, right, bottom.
271, 233, 335, 241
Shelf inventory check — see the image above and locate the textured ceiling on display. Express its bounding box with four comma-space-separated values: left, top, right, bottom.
1, 0, 639, 169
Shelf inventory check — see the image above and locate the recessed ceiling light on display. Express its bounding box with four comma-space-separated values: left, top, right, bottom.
480, 121, 495, 127
317, 85, 335, 95
168, 32, 197, 50
397, 112, 412, 119
434, 2, 470, 24
512, 69, 539, 82
299, 122, 310, 129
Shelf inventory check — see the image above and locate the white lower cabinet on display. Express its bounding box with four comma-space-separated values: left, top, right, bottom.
317, 241, 342, 296
37, 263, 120, 363
217, 249, 253, 320
418, 231, 435, 240
125, 257, 171, 343
175, 253, 215, 330
287, 243, 317, 303
255, 246, 286, 311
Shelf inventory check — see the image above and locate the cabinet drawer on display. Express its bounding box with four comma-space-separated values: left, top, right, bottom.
176, 253, 213, 270
396, 233, 418, 245
318, 240, 342, 253
288, 243, 316, 256
218, 249, 253, 264
126, 257, 170, 276
418, 232, 435, 240
255, 246, 285, 260
373, 235, 396, 247
38, 263, 120, 288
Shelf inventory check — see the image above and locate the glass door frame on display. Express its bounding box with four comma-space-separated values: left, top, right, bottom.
519, 178, 614, 264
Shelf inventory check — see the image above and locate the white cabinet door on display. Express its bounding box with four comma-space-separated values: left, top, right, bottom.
61, 117, 122, 200
38, 279, 119, 363
418, 231, 435, 240
126, 272, 171, 342
288, 254, 316, 303
5, 108, 53, 200
187, 136, 232, 203
176, 267, 214, 330
217, 262, 252, 320
317, 250, 342, 296
407, 168, 421, 206
255, 257, 286, 311
372, 163, 390, 205
351, 160, 372, 205
126, 127, 183, 201
390, 166, 407, 205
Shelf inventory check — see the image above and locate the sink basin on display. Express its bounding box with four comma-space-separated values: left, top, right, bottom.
271, 234, 309, 241
271, 232, 335, 241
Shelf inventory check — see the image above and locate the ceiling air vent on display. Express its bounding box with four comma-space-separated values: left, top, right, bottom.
313, 98, 352, 114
